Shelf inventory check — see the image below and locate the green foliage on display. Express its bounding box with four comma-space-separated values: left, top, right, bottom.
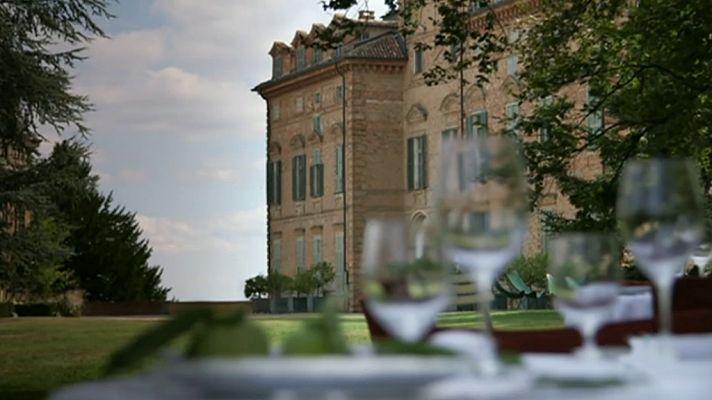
265, 272, 293, 297
186, 313, 269, 359
42, 141, 170, 302
291, 269, 318, 297
310, 261, 336, 295
517, 0, 712, 233
0, 302, 13, 317
244, 275, 268, 299
281, 301, 348, 356
506, 254, 548, 291
105, 309, 214, 376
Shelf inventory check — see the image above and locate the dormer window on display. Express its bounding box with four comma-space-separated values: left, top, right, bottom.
272, 56, 283, 78
313, 48, 322, 64
297, 47, 306, 70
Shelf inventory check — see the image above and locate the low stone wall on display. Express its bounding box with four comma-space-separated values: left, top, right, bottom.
81, 301, 253, 316
82, 302, 168, 316
166, 301, 253, 316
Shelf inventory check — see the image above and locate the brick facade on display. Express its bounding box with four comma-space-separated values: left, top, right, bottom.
254, 1, 592, 310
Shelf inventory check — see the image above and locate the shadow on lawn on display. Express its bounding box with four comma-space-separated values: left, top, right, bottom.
0, 389, 46, 400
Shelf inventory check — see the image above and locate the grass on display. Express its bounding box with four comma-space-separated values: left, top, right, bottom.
0, 310, 562, 400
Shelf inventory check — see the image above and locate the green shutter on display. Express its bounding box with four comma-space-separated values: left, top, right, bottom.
310, 164, 316, 198
335, 233, 344, 290
466, 114, 475, 138
313, 236, 322, 264
420, 135, 428, 189
479, 111, 489, 136
300, 155, 307, 200
275, 161, 281, 204
292, 157, 297, 201
335, 144, 344, 193
407, 137, 414, 190
272, 239, 282, 272
317, 164, 324, 196
297, 237, 305, 271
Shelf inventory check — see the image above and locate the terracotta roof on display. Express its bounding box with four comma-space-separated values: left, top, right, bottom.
346, 31, 407, 60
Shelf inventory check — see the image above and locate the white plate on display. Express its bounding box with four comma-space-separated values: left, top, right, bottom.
522, 354, 642, 383
163, 356, 469, 398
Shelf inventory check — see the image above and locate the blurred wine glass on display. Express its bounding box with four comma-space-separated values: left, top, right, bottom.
361, 218, 451, 343
548, 233, 621, 358
616, 158, 704, 337
436, 135, 528, 373
690, 242, 711, 276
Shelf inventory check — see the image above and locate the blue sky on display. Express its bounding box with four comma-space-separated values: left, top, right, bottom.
63, 1, 388, 300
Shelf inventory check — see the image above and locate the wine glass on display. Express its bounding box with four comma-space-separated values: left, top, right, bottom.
616, 158, 704, 338
361, 218, 452, 343
436, 135, 528, 373
548, 233, 621, 359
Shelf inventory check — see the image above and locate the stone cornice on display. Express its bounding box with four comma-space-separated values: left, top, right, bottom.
253, 58, 406, 98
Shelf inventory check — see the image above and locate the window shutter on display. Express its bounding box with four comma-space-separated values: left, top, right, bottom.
420, 135, 428, 188
317, 164, 324, 196
407, 137, 414, 190
479, 111, 489, 136
335, 144, 344, 193
296, 238, 305, 271
275, 161, 281, 204
335, 233, 344, 289
299, 155, 307, 200
466, 114, 475, 138
267, 161, 273, 205
310, 164, 316, 198
292, 157, 297, 201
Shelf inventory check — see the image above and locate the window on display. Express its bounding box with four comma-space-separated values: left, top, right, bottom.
414, 48, 424, 74
441, 128, 457, 143
312, 114, 322, 135
448, 42, 461, 63
586, 88, 604, 148
407, 135, 428, 191
296, 237, 305, 272
506, 54, 519, 76
267, 160, 282, 206
272, 56, 283, 78
358, 30, 370, 41
505, 102, 520, 135
336, 85, 343, 100
292, 154, 307, 201
335, 44, 343, 58
335, 232, 345, 289
313, 235, 323, 265
295, 96, 304, 113
467, 111, 488, 137
540, 208, 553, 252
539, 96, 554, 143
335, 144, 344, 193
314, 92, 321, 107
313, 48, 322, 64
310, 149, 324, 198
296, 47, 306, 70
466, 211, 490, 234
271, 238, 282, 272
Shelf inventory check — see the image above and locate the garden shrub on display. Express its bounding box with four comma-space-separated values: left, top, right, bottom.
0, 302, 14, 317
507, 254, 548, 291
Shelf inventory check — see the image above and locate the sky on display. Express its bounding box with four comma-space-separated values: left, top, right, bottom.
61, 1, 389, 301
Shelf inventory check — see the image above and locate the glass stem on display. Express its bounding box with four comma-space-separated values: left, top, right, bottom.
475, 271, 499, 376
656, 277, 675, 336
579, 317, 599, 359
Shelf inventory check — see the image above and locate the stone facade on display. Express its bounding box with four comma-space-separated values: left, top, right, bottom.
254, 1, 595, 310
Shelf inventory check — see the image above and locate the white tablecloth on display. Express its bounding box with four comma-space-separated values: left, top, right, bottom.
564, 290, 654, 327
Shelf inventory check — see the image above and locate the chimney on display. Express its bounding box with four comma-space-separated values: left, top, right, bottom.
358, 10, 375, 21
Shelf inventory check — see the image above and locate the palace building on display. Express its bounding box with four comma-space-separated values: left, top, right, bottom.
253, 1, 600, 310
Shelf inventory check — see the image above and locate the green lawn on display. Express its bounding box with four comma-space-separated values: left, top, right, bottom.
0, 311, 562, 400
